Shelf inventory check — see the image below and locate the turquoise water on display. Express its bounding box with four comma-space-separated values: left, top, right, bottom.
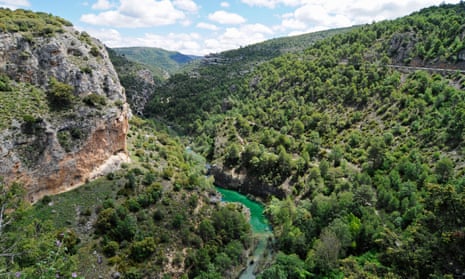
215, 187, 270, 233
216, 187, 273, 278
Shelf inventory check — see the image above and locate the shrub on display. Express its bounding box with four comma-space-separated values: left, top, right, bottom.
80, 66, 92, 74
153, 209, 164, 221
102, 241, 119, 257
47, 77, 75, 108
0, 74, 12, 91
130, 237, 156, 262
83, 93, 106, 107
57, 130, 72, 152
22, 114, 40, 134
41, 195, 52, 205
90, 46, 101, 57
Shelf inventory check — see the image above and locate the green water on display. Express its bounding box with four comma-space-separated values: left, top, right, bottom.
216, 187, 273, 278
215, 187, 270, 234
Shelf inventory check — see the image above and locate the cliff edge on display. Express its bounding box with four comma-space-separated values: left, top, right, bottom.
0, 9, 130, 202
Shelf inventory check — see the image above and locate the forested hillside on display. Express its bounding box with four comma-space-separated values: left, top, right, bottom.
113, 47, 200, 80
144, 27, 353, 132
145, 3, 465, 278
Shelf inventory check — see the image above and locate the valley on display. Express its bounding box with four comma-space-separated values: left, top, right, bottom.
1, 3, 465, 279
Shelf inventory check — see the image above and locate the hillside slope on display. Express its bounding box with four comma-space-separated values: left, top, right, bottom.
145, 26, 352, 133
108, 48, 158, 115
146, 3, 465, 278
112, 47, 200, 79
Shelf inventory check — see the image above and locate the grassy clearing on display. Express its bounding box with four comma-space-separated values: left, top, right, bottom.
0, 83, 49, 129
30, 177, 122, 229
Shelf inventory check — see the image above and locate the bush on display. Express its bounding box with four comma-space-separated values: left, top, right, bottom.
103, 241, 119, 257
83, 93, 106, 107
0, 74, 12, 91
130, 237, 156, 262
47, 77, 75, 108
90, 46, 101, 57
153, 209, 164, 221
57, 130, 72, 152
41, 195, 52, 205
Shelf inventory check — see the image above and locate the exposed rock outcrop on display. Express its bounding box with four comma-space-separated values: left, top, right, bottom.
209, 165, 286, 199
125, 69, 156, 115
0, 26, 130, 202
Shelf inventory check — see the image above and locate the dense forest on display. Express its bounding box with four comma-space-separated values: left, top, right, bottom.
2, 3, 465, 279
145, 3, 465, 278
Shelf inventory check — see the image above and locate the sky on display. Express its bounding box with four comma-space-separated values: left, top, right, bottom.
0, 0, 462, 56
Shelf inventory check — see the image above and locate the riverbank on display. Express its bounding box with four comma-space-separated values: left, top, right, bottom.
216, 186, 274, 278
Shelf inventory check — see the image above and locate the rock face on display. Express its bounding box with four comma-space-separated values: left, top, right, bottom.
125, 69, 156, 116
0, 26, 130, 202
209, 165, 285, 199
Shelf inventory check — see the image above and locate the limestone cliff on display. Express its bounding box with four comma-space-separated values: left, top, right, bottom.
0, 11, 129, 202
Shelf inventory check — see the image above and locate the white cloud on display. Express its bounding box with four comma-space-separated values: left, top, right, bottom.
85, 28, 123, 46
196, 22, 219, 31
81, 0, 186, 27
0, 0, 29, 9
84, 0, 462, 56
93, 22, 274, 55
240, 0, 304, 8
221, 2, 230, 8
131, 32, 202, 54
294, 4, 351, 27
208, 10, 247, 25
86, 26, 202, 54
173, 0, 199, 13
275, 0, 459, 35
92, 0, 113, 10
205, 23, 273, 52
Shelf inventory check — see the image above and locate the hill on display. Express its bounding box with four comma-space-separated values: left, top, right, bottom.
108, 48, 159, 115
112, 47, 200, 79
144, 26, 353, 132
145, 3, 465, 278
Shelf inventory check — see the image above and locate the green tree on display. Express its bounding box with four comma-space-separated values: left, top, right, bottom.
313, 229, 342, 274
258, 252, 310, 279
224, 143, 241, 167
47, 77, 75, 108
434, 156, 454, 183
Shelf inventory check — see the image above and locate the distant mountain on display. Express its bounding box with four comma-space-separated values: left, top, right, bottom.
112, 47, 201, 79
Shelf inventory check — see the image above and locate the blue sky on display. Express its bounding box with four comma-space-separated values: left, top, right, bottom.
1, 0, 461, 55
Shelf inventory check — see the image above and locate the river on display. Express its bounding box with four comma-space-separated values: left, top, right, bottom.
216, 187, 273, 279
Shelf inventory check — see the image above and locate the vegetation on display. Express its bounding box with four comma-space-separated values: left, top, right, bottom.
0, 77, 48, 130
144, 3, 465, 278
82, 93, 107, 108
112, 47, 200, 80
47, 77, 75, 108
0, 8, 72, 36
3, 3, 465, 278
144, 26, 353, 133
0, 117, 252, 278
